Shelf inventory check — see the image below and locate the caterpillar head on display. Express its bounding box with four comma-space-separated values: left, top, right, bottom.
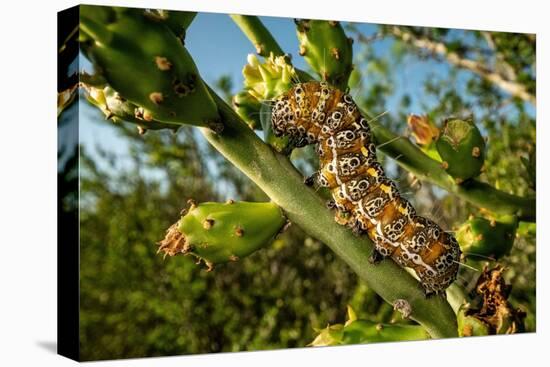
271, 96, 295, 137
418, 232, 462, 295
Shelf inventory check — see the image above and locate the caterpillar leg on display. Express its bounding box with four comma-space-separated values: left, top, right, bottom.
304, 172, 318, 186
349, 218, 366, 236
326, 200, 336, 209
421, 285, 447, 299
368, 248, 386, 265
288, 135, 309, 149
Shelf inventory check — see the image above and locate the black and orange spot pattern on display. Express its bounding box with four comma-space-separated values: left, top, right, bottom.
271, 81, 461, 295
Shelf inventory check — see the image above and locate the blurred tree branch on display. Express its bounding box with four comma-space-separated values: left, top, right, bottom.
381, 26, 535, 105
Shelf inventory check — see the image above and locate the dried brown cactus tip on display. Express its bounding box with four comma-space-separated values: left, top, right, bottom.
187, 198, 197, 210
157, 223, 189, 257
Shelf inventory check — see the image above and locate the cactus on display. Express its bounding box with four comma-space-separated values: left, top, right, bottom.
232, 90, 262, 130
407, 114, 442, 161
242, 53, 295, 152
79, 5, 222, 132
436, 118, 486, 182
77, 7, 538, 343
158, 200, 287, 270
457, 266, 525, 336
229, 15, 285, 57
457, 304, 490, 336
295, 19, 353, 90
456, 214, 518, 260
242, 53, 296, 101
309, 306, 429, 346
143, 9, 196, 41
83, 84, 179, 134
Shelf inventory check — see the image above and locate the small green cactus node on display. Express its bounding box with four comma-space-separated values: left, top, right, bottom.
232, 90, 262, 129
435, 118, 486, 181
83, 84, 178, 132
242, 53, 296, 101
457, 304, 490, 337
457, 266, 526, 336
241, 54, 294, 151
295, 19, 353, 90
456, 214, 518, 260
158, 201, 286, 268
309, 306, 429, 346
79, 5, 221, 131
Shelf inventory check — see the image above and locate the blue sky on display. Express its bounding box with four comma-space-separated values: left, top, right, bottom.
79, 11, 427, 162
77, 10, 533, 180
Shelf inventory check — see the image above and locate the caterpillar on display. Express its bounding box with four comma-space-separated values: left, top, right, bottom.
271, 81, 461, 296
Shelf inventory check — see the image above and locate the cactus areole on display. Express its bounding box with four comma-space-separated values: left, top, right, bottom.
79, 6, 222, 132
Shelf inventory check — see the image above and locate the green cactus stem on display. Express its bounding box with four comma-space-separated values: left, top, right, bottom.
201, 87, 458, 339
309, 306, 429, 346
143, 9, 196, 41
229, 15, 312, 83
80, 5, 222, 132
369, 118, 535, 222
229, 15, 285, 57
457, 266, 526, 336
158, 200, 287, 270
83, 84, 179, 134
232, 90, 262, 129
456, 214, 518, 260
436, 118, 486, 182
295, 19, 353, 90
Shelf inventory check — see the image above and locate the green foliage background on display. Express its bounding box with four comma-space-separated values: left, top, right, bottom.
62, 17, 536, 360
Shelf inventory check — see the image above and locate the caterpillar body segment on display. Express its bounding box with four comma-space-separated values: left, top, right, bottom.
272, 81, 461, 295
